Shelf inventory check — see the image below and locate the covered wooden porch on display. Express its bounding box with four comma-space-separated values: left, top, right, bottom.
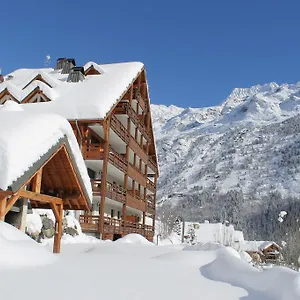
0, 140, 92, 253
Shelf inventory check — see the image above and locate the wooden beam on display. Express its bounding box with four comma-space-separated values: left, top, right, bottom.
49, 202, 60, 221
4, 193, 20, 215
0, 197, 7, 221
53, 203, 63, 253
99, 119, 110, 235
32, 168, 42, 193
18, 190, 63, 204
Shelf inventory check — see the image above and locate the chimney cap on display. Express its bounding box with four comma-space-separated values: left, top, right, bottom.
66, 58, 76, 66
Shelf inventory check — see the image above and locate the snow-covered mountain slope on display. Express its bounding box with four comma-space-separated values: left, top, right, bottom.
152, 82, 300, 223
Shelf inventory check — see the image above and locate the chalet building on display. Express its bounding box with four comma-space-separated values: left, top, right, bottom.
0, 58, 158, 241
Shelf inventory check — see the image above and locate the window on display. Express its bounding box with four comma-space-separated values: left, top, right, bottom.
111, 209, 114, 218
117, 211, 120, 219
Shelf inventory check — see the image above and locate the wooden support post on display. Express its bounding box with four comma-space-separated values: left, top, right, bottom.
0, 197, 7, 221
32, 168, 42, 193
99, 120, 110, 237
53, 203, 63, 254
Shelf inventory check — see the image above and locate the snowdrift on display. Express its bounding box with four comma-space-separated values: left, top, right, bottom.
114, 233, 154, 245
200, 244, 300, 300
0, 221, 56, 268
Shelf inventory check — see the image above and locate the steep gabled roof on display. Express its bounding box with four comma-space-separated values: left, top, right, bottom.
0, 101, 92, 209
0, 61, 144, 120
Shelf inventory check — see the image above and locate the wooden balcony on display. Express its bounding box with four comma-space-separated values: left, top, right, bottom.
146, 179, 156, 193
114, 102, 150, 141
91, 179, 126, 203
146, 195, 155, 215
108, 147, 128, 173
129, 136, 148, 163
79, 215, 99, 233
110, 114, 130, 144
127, 191, 146, 211
128, 163, 147, 187
79, 215, 154, 238
134, 87, 147, 112
147, 157, 157, 173
82, 144, 104, 160
110, 114, 150, 166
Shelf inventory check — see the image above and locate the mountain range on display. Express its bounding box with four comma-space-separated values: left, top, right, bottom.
151, 81, 300, 247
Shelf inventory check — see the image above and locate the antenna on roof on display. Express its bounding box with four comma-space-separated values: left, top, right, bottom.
44, 55, 51, 67
0, 68, 4, 83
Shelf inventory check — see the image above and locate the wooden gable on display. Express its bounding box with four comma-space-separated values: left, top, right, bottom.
22, 74, 52, 90
85, 65, 101, 76
22, 87, 51, 103
0, 88, 19, 104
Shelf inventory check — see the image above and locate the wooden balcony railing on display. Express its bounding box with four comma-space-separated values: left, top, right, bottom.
133, 87, 147, 112
79, 215, 154, 237
129, 136, 148, 163
114, 102, 150, 141
127, 191, 146, 211
110, 115, 130, 144
79, 215, 99, 233
111, 114, 152, 167
91, 179, 126, 203
147, 157, 157, 173
103, 217, 154, 237
108, 147, 128, 173
146, 179, 156, 193
82, 144, 104, 160
128, 163, 147, 187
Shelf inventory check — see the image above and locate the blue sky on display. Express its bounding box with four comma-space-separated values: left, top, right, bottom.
1, 0, 300, 108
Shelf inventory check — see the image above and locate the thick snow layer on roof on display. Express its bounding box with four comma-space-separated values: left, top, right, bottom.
0, 101, 92, 201
1, 61, 144, 120
84, 61, 106, 74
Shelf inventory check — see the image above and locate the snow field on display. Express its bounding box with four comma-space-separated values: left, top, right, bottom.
1, 223, 300, 300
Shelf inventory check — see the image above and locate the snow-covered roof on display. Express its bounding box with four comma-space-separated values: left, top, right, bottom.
0, 101, 92, 203
259, 241, 281, 251
0, 61, 144, 120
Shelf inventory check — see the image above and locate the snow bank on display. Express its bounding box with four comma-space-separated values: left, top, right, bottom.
114, 233, 154, 246
201, 245, 300, 300
0, 221, 56, 268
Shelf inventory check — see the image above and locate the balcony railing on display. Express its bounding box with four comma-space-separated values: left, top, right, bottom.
110, 115, 153, 168
79, 215, 99, 233
114, 102, 150, 141
110, 115, 130, 144
147, 157, 157, 173
133, 87, 147, 112
91, 179, 126, 203
146, 179, 156, 193
82, 144, 104, 160
127, 191, 146, 211
79, 215, 154, 237
108, 147, 127, 173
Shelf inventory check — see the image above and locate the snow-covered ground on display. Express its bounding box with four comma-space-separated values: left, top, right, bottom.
0, 221, 299, 300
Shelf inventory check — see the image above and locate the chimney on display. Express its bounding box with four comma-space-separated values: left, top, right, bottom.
67, 67, 85, 83
62, 58, 76, 74
0, 68, 3, 83
55, 57, 66, 70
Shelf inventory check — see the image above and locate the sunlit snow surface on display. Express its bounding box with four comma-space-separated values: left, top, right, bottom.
0, 222, 299, 300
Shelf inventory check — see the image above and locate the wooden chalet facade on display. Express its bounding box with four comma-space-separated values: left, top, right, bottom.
0, 59, 159, 242
70, 67, 158, 241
